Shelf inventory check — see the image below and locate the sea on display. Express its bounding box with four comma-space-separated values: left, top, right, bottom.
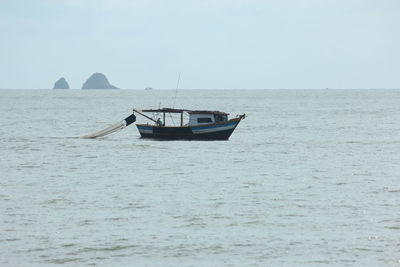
1, 89, 400, 266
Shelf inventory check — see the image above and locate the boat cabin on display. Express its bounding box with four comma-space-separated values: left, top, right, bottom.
138, 108, 229, 127
188, 111, 228, 126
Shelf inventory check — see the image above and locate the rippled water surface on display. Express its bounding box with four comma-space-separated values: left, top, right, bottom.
1, 89, 400, 266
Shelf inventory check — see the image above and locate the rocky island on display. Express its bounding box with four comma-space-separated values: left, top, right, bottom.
82, 73, 119, 89
53, 77, 70, 89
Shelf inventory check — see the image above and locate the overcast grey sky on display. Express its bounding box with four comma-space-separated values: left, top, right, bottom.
1, 0, 399, 89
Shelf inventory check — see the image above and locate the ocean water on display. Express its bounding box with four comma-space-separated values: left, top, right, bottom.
1, 89, 400, 266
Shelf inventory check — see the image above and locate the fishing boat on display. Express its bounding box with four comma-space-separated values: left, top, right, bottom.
134, 108, 245, 140
80, 73, 246, 140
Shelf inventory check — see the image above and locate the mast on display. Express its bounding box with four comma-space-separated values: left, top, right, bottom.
172, 72, 181, 109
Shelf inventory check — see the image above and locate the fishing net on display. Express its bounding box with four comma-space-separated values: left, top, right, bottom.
81, 113, 136, 139
81, 121, 127, 139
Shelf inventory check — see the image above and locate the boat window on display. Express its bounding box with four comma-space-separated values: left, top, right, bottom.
214, 114, 227, 122
197, 117, 212, 123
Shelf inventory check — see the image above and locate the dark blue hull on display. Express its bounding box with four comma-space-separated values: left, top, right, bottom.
136, 118, 242, 140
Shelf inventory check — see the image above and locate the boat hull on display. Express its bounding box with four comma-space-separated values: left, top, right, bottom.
136, 118, 242, 140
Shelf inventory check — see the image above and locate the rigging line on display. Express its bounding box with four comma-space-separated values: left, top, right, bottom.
169, 112, 175, 126
172, 72, 181, 109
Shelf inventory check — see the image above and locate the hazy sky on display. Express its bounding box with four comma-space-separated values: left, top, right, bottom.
1, 0, 399, 89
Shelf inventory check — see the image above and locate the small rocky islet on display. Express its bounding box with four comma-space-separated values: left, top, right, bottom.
82, 73, 119, 90
53, 77, 70, 89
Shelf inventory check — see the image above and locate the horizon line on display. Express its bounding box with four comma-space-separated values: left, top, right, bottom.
1, 88, 400, 90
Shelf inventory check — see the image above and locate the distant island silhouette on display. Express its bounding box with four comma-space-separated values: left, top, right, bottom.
82, 73, 119, 89
53, 77, 70, 89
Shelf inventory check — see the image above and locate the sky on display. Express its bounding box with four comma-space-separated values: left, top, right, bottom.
1, 0, 400, 89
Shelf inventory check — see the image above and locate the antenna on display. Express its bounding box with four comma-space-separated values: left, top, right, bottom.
172, 72, 181, 108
